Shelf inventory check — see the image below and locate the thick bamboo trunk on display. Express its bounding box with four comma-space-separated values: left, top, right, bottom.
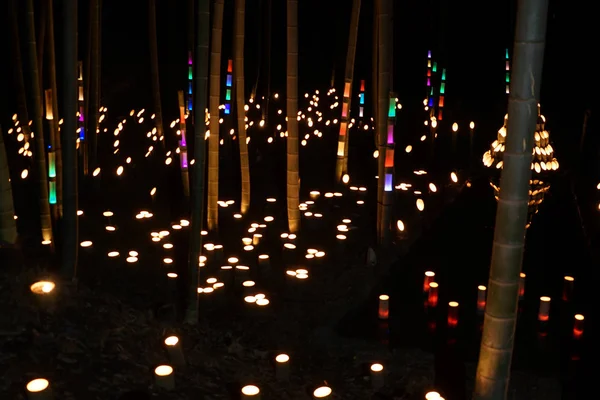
88, 0, 100, 171
9, 0, 31, 142
186, 0, 210, 325
37, 0, 47, 94
371, 1, 378, 123
473, 0, 549, 398
286, 0, 300, 233
149, 0, 165, 146
335, 0, 360, 182
60, 0, 79, 279
47, 0, 63, 217
207, 0, 224, 232
25, 0, 54, 246
375, 0, 390, 243
234, 0, 250, 215
0, 126, 18, 245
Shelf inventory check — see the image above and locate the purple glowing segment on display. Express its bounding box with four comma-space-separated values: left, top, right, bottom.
427, 78, 431, 87
384, 174, 393, 192
180, 151, 188, 169
387, 124, 394, 144
188, 52, 193, 65
180, 132, 187, 147
427, 50, 432, 59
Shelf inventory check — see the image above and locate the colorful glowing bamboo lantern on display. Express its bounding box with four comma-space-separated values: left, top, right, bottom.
425, 50, 432, 106
177, 91, 190, 197
378, 294, 390, 319
384, 94, 396, 193
428, 61, 437, 109
505, 48, 510, 94
573, 314, 584, 339
447, 301, 459, 328
359, 79, 365, 118
518, 272, 526, 299
224, 59, 232, 115
562, 276, 574, 301
538, 296, 551, 322
437, 68, 446, 121
45, 90, 57, 205
335, 79, 352, 179
77, 61, 87, 174
423, 271, 435, 292
428, 282, 439, 307
477, 285, 486, 313
187, 51, 193, 113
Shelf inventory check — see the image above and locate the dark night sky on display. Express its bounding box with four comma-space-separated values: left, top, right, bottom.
1, 0, 595, 146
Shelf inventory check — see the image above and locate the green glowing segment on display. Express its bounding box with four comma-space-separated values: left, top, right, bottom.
441, 69, 446, 81
430, 87, 434, 96
49, 181, 57, 204
505, 48, 509, 59
188, 67, 193, 80
388, 97, 396, 118
48, 153, 56, 178
440, 82, 445, 94
226, 89, 231, 101
505, 73, 510, 83
432, 62, 437, 73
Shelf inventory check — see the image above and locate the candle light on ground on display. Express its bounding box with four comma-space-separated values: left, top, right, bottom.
26, 378, 51, 400
154, 365, 174, 390
370, 363, 384, 389
275, 353, 290, 381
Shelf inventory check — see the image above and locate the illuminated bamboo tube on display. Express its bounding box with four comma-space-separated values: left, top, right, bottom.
428, 282, 438, 307
370, 363, 385, 389
378, 294, 389, 319
234, 266, 251, 286
562, 276, 574, 302
518, 272, 526, 299
423, 271, 435, 292
313, 386, 332, 398
282, 243, 297, 265
154, 365, 174, 390
275, 353, 290, 381
477, 285, 486, 313
253, 233, 262, 246
30, 281, 56, 312
538, 296, 551, 322
258, 254, 271, 273
573, 314, 584, 339
164, 336, 186, 367
425, 391, 443, 400
26, 378, 52, 400
447, 302, 459, 328
241, 385, 260, 399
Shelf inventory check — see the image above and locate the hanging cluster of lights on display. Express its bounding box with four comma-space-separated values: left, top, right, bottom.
437, 68, 446, 121
483, 105, 558, 226
44, 90, 57, 205
358, 79, 365, 118
425, 50, 433, 109
384, 94, 396, 192
77, 61, 87, 174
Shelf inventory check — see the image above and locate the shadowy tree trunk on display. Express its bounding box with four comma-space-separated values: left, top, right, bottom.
207, 0, 224, 232
60, 0, 79, 280
186, 0, 210, 325
335, 0, 360, 183
234, 0, 250, 215
286, 0, 300, 233
149, 0, 165, 147
473, 0, 549, 398
0, 126, 18, 245
88, 0, 100, 172
25, 0, 54, 246
37, 0, 47, 95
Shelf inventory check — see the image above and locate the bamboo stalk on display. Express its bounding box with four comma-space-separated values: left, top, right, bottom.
25, 0, 54, 246
375, 0, 390, 243
47, 0, 63, 217
149, 0, 165, 147
9, 0, 32, 142
0, 126, 18, 245
37, 0, 47, 96
88, 0, 100, 171
207, 0, 224, 232
234, 0, 250, 215
186, 0, 210, 325
60, 0, 79, 280
473, 0, 549, 398
286, 0, 300, 233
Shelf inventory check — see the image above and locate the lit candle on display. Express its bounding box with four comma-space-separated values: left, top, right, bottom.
26, 378, 52, 400
477, 285, 486, 313
573, 314, 584, 339
538, 296, 551, 322
313, 386, 332, 398
447, 301, 459, 328
275, 353, 290, 381
518, 272, 526, 299
241, 385, 260, 399
428, 282, 439, 307
378, 295, 390, 320
164, 336, 186, 367
370, 363, 384, 389
423, 271, 435, 292
154, 365, 174, 390
562, 276, 574, 302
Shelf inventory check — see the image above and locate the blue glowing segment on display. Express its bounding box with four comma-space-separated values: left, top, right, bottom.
384, 174, 393, 192
428, 97, 434, 107
188, 82, 193, 94
79, 128, 85, 140
188, 98, 193, 111
359, 93, 364, 105
226, 75, 232, 87
225, 103, 230, 114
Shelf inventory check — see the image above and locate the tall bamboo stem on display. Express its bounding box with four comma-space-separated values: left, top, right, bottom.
47, 0, 63, 217
149, 0, 165, 147
88, 0, 100, 171
286, 0, 300, 233
25, 0, 54, 246
207, 0, 224, 232
37, 0, 47, 95
60, 0, 78, 279
9, 0, 31, 142
473, 0, 549, 398
186, 0, 210, 325
375, 0, 390, 243
0, 126, 18, 245
234, 0, 250, 215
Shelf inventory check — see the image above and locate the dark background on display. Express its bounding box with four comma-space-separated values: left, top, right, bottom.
1, 0, 597, 168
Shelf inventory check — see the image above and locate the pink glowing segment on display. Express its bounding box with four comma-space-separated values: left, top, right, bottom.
387, 124, 394, 144
180, 151, 188, 169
